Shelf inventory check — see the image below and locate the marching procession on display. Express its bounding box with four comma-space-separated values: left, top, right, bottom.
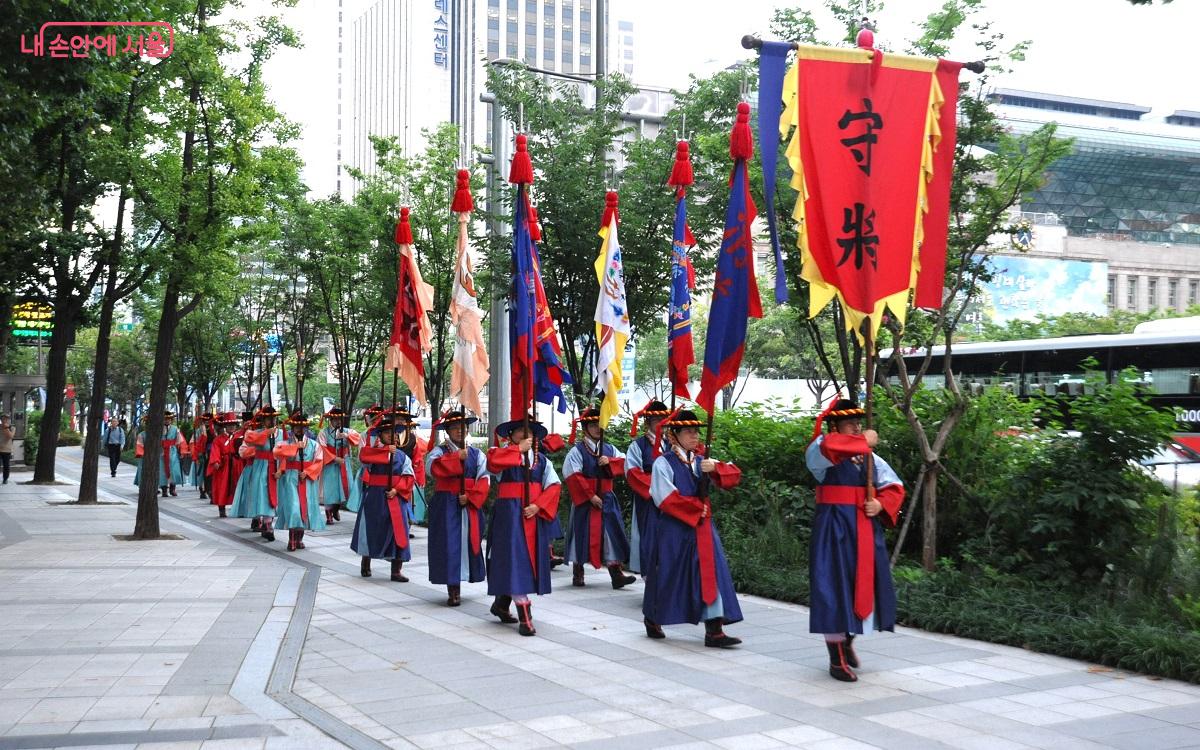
120, 31, 971, 684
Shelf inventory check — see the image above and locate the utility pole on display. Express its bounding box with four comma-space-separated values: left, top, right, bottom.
595, 0, 606, 79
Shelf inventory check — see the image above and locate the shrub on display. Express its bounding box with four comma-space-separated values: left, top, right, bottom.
57, 429, 82, 447
23, 409, 42, 465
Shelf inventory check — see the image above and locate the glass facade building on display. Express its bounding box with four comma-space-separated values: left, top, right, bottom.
992, 89, 1200, 246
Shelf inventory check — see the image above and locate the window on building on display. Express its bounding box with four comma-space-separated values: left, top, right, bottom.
580, 29, 590, 44
624, 63, 633, 74
1191, 279, 1199, 306
527, 22, 536, 38
507, 20, 517, 35
1107, 275, 1116, 308
1127, 277, 1137, 309
623, 34, 633, 45
619, 20, 633, 30
507, 38, 517, 56
489, 38, 499, 57
1169, 279, 1179, 309
623, 49, 633, 59
580, 53, 591, 69
1148, 277, 1159, 308
563, 28, 573, 41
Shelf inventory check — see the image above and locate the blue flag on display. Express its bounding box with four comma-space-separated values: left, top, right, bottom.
758, 40, 792, 304
696, 150, 763, 413
510, 186, 571, 417
668, 193, 695, 400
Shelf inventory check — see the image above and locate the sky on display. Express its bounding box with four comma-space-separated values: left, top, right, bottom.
250, 0, 1199, 198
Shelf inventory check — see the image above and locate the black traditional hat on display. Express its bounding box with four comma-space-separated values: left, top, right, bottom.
286, 412, 311, 427
240, 410, 255, 422
826, 399, 865, 423
388, 408, 417, 427
434, 409, 478, 428
663, 409, 704, 431
257, 405, 278, 419
569, 407, 602, 443
494, 416, 548, 441
219, 411, 240, 425
630, 400, 671, 437
163, 411, 176, 419
323, 406, 347, 419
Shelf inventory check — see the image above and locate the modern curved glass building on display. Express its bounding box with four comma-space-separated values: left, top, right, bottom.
989, 89, 1200, 314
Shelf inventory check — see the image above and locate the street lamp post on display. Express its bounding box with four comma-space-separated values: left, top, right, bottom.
479, 59, 599, 433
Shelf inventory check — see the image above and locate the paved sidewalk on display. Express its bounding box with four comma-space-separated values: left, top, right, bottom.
0, 448, 1195, 750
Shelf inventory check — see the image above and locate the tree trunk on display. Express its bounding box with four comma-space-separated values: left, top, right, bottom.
0, 291, 13, 365
32, 291, 74, 483
77, 283, 117, 504
921, 468, 939, 571
134, 280, 182, 539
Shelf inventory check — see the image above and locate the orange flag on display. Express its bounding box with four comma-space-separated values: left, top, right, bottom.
448, 170, 489, 415
385, 206, 434, 404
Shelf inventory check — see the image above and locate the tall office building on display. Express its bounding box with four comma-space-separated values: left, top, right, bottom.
341, 0, 476, 195
483, 0, 606, 74
614, 18, 633, 77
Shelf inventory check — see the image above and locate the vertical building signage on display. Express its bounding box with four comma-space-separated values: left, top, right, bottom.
433, 0, 449, 68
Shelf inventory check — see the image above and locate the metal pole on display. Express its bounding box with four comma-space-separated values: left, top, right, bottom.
481, 91, 510, 436
594, 0, 606, 78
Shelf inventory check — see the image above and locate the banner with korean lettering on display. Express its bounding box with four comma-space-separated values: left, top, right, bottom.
781, 45, 957, 339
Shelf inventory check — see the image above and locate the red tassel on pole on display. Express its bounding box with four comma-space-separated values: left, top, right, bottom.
599, 191, 619, 231
395, 206, 413, 245
509, 133, 534, 185
729, 101, 753, 161
528, 204, 543, 242
668, 140, 694, 188
451, 169, 473, 213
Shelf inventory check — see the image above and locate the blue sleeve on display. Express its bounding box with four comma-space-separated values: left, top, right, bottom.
626, 440, 643, 472
542, 456, 560, 488
397, 451, 415, 477
805, 436, 831, 483
471, 447, 489, 480
650, 456, 677, 507
563, 446, 583, 479
425, 446, 442, 478
873, 454, 902, 488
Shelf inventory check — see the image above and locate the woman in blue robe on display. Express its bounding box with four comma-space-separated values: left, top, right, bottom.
485, 417, 561, 636
563, 407, 636, 589
642, 409, 743, 648
425, 410, 490, 606
805, 398, 905, 682
274, 413, 326, 551
350, 414, 415, 582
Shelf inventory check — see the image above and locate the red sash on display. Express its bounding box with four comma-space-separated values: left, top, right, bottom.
338, 445, 350, 496
816, 485, 874, 620
363, 473, 408, 549
161, 443, 172, 485
284, 460, 309, 524
433, 478, 481, 555
497, 482, 539, 575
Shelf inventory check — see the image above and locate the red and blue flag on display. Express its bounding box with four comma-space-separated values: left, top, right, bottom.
509, 135, 571, 418
696, 102, 763, 413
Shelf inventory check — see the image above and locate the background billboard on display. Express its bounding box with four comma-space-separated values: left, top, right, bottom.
978, 255, 1108, 325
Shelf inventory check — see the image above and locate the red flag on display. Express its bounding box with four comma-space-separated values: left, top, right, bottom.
385, 207, 434, 404
781, 46, 956, 337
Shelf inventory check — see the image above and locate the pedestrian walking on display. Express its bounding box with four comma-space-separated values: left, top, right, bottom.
0, 414, 13, 485
102, 417, 125, 477
425, 410, 490, 606
563, 407, 635, 589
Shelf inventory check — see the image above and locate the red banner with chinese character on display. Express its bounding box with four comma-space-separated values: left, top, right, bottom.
781, 46, 958, 338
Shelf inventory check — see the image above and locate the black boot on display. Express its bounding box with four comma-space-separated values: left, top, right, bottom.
324, 506, 334, 524
390, 558, 408, 582
169, 484, 177, 497
844, 634, 859, 669
704, 618, 742, 649
826, 640, 857, 682
218, 506, 227, 518
250, 517, 262, 532
286, 529, 298, 552
360, 556, 372, 578
447, 585, 461, 607
261, 519, 275, 542
295, 529, 305, 550
644, 618, 665, 639
490, 596, 518, 623
332, 505, 341, 521
607, 564, 636, 589
516, 601, 536, 636
572, 564, 585, 587
160, 486, 168, 497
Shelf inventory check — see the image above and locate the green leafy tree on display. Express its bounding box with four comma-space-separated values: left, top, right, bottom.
344, 123, 479, 418
132, 0, 302, 538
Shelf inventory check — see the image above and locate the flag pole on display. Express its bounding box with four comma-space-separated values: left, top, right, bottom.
863, 320, 876, 504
